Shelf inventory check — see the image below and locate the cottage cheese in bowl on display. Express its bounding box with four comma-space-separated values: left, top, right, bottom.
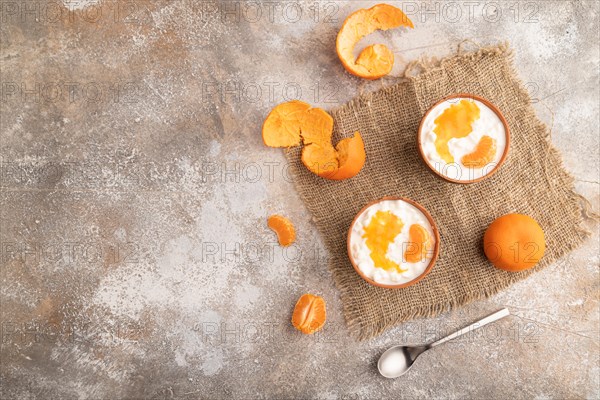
348, 198, 439, 288
418, 95, 509, 183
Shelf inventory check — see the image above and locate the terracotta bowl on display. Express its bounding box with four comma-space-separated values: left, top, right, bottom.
347, 196, 440, 289
417, 93, 511, 184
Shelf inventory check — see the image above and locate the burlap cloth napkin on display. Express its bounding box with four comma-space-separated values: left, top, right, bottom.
286, 43, 591, 340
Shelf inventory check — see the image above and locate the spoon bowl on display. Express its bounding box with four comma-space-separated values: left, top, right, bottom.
377, 344, 429, 378
377, 308, 510, 378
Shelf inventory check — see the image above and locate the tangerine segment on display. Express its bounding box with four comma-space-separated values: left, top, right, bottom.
483, 213, 545, 272
291, 294, 326, 334
404, 224, 431, 263
461, 135, 497, 168
267, 215, 296, 247
262, 100, 310, 147
433, 100, 481, 164
362, 210, 406, 273
336, 4, 414, 80
301, 132, 366, 180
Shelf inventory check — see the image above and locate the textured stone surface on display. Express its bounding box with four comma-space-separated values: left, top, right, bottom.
0, 1, 598, 399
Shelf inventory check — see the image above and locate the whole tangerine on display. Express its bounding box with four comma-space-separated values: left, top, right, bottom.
483, 213, 545, 272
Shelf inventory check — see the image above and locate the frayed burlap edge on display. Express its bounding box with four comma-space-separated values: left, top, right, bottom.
285, 42, 596, 340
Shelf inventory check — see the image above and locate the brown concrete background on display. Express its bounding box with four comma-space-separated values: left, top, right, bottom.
1, 1, 598, 399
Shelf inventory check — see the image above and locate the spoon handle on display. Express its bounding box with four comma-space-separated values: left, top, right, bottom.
429, 308, 510, 348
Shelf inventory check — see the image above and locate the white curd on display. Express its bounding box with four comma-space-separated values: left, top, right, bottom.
419, 97, 507, 182
349, 199, 436, 286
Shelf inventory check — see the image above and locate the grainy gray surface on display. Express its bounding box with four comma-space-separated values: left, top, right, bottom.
0, 1, 598, 399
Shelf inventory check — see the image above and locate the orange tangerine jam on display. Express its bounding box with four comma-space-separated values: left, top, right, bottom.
362, 210, 406, 273
433, 99, 481, 164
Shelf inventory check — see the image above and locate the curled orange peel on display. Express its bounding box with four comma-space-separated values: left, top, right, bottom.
336, 4, 414, 80
301, 132, 366, 180
262, 101, 366, 180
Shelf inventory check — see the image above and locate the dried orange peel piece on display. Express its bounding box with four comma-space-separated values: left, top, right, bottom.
301, 132, 366, 180
404, 224, 432, 263
291, 294, 326, 334
462, 135, 497, 168
263, 101, 366, 180
268, 215, 296, 246
336, 4, 414, 80
262, 100, 311, 147
299, 107, 334, 146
